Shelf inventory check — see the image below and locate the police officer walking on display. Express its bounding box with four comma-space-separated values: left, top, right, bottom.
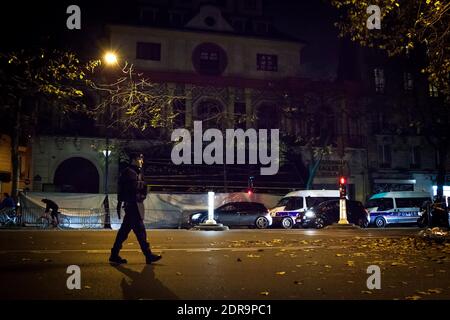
109, 152, 162, 265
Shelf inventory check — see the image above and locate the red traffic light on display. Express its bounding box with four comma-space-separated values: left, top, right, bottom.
247, 189, 253, 195
339, 177, 346, 185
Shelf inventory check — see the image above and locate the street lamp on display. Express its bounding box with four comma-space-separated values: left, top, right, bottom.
103, 51, 118, 66
100, 52, 118, 229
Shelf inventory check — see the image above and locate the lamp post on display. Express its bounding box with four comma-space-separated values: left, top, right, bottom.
101, 51, 118, 229
103, 144, 112, 229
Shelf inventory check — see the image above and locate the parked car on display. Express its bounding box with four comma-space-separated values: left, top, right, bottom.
269, 190, 341, 228
365, 192, 431, 228
298, 199, 369, 229
189, 202, 272, 229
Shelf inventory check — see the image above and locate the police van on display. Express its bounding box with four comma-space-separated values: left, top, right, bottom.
365, 191, 432, 228
269, 190, 341, 229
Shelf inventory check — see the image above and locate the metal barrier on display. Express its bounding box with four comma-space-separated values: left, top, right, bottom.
16, 207, 184, 229
19, 207, 106, 229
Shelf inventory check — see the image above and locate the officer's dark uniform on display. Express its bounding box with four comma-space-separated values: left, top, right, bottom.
110, 159, 161, 264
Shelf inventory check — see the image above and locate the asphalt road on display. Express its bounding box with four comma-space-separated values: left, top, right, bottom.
1, 227, 450, 300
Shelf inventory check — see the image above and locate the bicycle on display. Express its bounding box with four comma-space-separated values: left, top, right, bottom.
0, 208, 19, 227
36, 211, 71, 229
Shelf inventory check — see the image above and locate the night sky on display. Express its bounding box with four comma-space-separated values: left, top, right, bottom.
0, 0, 339, 79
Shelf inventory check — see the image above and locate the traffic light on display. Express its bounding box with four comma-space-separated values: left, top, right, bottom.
247, 176, 255, 195
339, 176, 347, 198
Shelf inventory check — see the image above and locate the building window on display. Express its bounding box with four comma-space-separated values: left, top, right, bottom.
374, 68, 385, 93
378, 144, 391, 168
192, 43, 228, 76
257, 54, 278, 72
429, 83, 439, 97
411, 146, 421, 168
136, 42, 161, 61
403, 72, 413, 92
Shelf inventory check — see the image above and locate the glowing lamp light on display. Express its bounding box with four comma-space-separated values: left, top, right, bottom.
104, 52, 118, 65
340, 177, 346, 185
102, 150, 112, 157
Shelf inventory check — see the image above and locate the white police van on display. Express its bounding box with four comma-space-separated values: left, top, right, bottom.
269, 190, 341, 229
366, 191, 432, 228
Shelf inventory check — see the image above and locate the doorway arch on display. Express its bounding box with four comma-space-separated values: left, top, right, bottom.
54, 157, 100, 193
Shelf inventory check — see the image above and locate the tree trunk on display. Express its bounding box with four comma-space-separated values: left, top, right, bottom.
10, 99, 22, 202
306, 159, 321, 189
436, 140, 448, 199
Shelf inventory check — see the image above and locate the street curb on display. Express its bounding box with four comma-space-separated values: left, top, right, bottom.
324, 223, 361, 230
190, 223, 229, 231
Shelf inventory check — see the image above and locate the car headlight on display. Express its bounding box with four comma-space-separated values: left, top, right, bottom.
191, 213, 202, 220
305, 210, 315, 218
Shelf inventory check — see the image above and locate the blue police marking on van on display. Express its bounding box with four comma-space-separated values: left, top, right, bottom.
366, 191, 431, 228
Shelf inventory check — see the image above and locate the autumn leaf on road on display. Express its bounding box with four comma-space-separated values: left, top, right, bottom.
247, 254, 260, 258
347, 261, 355, 267
336, 253, 345, 257
260, 291, 269, 296
276, 271, 286, 275
427, 288, 443, 294
406, 295, 422, 300
353, 253, 366, 257
416, 291, 431, 295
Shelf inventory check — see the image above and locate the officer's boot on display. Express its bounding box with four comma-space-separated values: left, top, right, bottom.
109, 249, 127, 264
141, 242, 162, 264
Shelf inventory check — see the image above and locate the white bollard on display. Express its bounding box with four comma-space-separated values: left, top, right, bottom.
205, 191, 217, 224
